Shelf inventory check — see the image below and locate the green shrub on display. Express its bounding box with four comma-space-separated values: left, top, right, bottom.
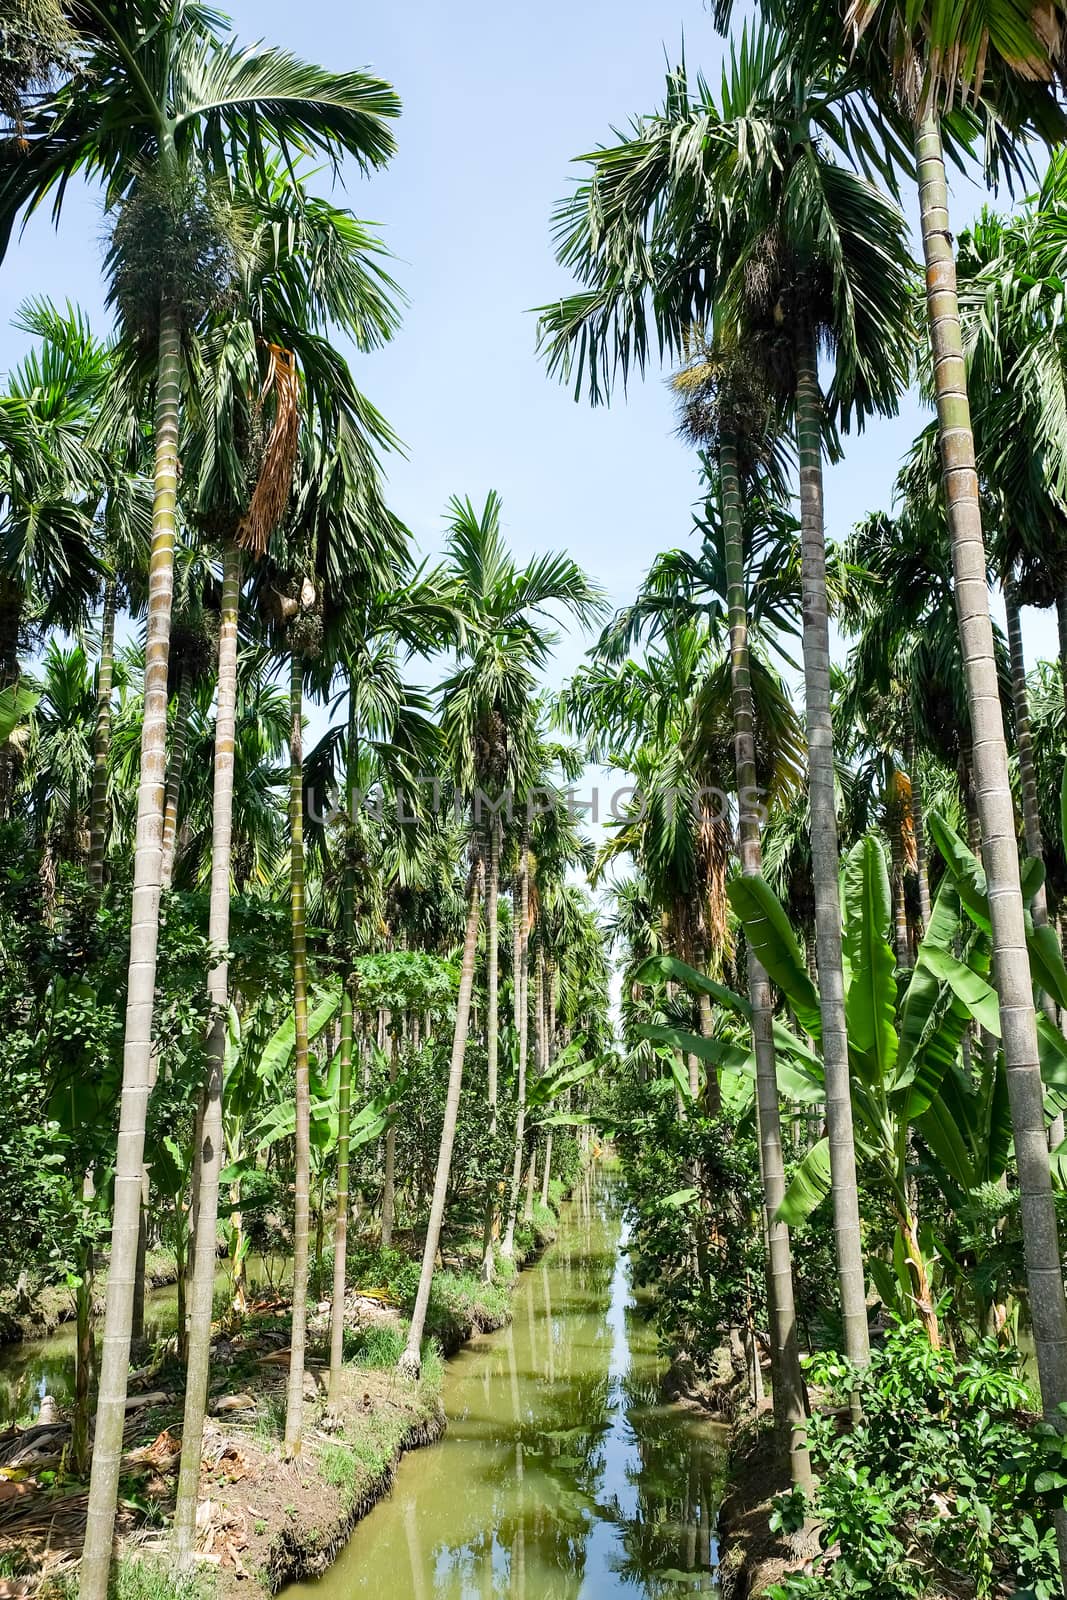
767, 1322, 1066, 1600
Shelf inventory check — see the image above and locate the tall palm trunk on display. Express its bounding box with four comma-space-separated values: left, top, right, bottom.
160, 666, 193, 891
794, 321, 871, 1379
399, 851, 485, 1377
173, 542, 241, 1561
1006, 580, 1049, 923
1005, 580, 1063, 1137
502, 833, 530, 1257
481, 816, 501, 1280
72, 1171, 96, 1478
381, 1014, 396, 1247
284, 649, 312, 1457
1056, 583, 1067, 723
539, 966, 556, 1208
0, 576, 22, 816
329, 695, 358, 1404
721, 432, 812, 1490
80, 301, 182, 1600
890, 822, 911, 969
915, 113, 1067, 1461
904, 722, 932, 926
89, 572, 117, 897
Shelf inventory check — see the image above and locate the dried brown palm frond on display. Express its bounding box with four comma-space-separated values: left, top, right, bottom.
237, 344, 300, 557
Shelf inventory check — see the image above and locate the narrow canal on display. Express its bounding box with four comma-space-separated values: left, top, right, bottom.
290, 1168, 726, 1598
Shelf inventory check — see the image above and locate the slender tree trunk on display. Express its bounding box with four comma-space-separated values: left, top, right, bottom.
329, 694, 358, 1404
524, 954, 546, 1224
1006, 580, 1049, 923
481, 817, 501, 1280
697, 983, 722, 1116
540, 970, 556, 1208
916, 115, 1067, 1507
502, 834, 530, 1257
904, 721, 932, 927
1005, 581, 1062, 1140
72, 1171, 96, 1478
794, 322, 871, 1382
284, 650, 312, 1457
160, 667, 192, 891
381, 1015, 397, 1248
80, 301, 182, 1600
721, 432, 812, 1490
89, 573, 117, 897
0, 578, 22, 817
173, 542, 241, 1562
399, 851, 485, 1377
890, 823, 911, 969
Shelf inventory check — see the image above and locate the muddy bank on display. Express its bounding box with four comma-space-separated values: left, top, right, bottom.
716, 1416, 818, 1600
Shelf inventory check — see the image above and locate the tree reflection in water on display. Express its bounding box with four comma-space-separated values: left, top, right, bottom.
288, 1169, 726, 1598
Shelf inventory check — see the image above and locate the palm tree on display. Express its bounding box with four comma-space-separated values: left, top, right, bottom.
398, 493, 602, 1375
670, 338, 812, 1485
172, 164, 405, 1548
756, 0, 1067, 1466
0, 13, 401, 1574
0, 0, 71, 129
537, 25, 915, 1374
0, 313, 103, 813
318, 581, 450, 1401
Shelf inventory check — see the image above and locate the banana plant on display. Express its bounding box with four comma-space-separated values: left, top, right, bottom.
219, 987, 341, 1309
644, 838, 1024, 1346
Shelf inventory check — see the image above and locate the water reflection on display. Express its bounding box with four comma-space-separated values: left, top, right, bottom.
289, 1170, 725, 1599
0, 1259, 286, 1428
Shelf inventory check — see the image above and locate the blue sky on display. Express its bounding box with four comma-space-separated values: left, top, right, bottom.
0, 0, 1057, 707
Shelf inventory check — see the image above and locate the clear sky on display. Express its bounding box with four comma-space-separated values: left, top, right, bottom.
0, 0, 1057, 709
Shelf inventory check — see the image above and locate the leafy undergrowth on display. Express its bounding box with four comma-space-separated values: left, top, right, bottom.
764, 1323, 1066, 1600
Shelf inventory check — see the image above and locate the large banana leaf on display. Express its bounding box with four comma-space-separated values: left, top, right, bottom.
0, 683, 37, 743
636, 1020, 824, 1104
256, 985, 341, 1079
842, 836, 898, 1088
928, 811, 1067, 1012
727, 875, 823, 1041
634, 953, 750, 1018
777, 1137, 832, 1225
895, 880, 963, 1092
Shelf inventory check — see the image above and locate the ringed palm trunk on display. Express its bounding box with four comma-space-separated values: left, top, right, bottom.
502, 833, 530, 1257
916, 112, 1067, 1462
80, 300, 182, 1600
1005, 580, 1062, 1140
539, 966, 556, 1208
890, 821, 911, 969
284, 649, 312, 1456
481, 816, 502, 1280
794, 320, 871, 1379
1005, 580, 1050, 924
381, 1014, 397, 1247
904, 721, 932, 927
89, 572, 117, 898
173, 542, 241, 1562
721, 431, 812, 1491
328, 696, 358, 1403
0, 576, 22, 817
160, 666, 193, 891
399, 850, 485, 1377
524, 954, 547, 1224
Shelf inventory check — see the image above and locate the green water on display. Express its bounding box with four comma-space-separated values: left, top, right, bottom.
0, 1257, 289, 1429
290, 1170, 726, 1599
